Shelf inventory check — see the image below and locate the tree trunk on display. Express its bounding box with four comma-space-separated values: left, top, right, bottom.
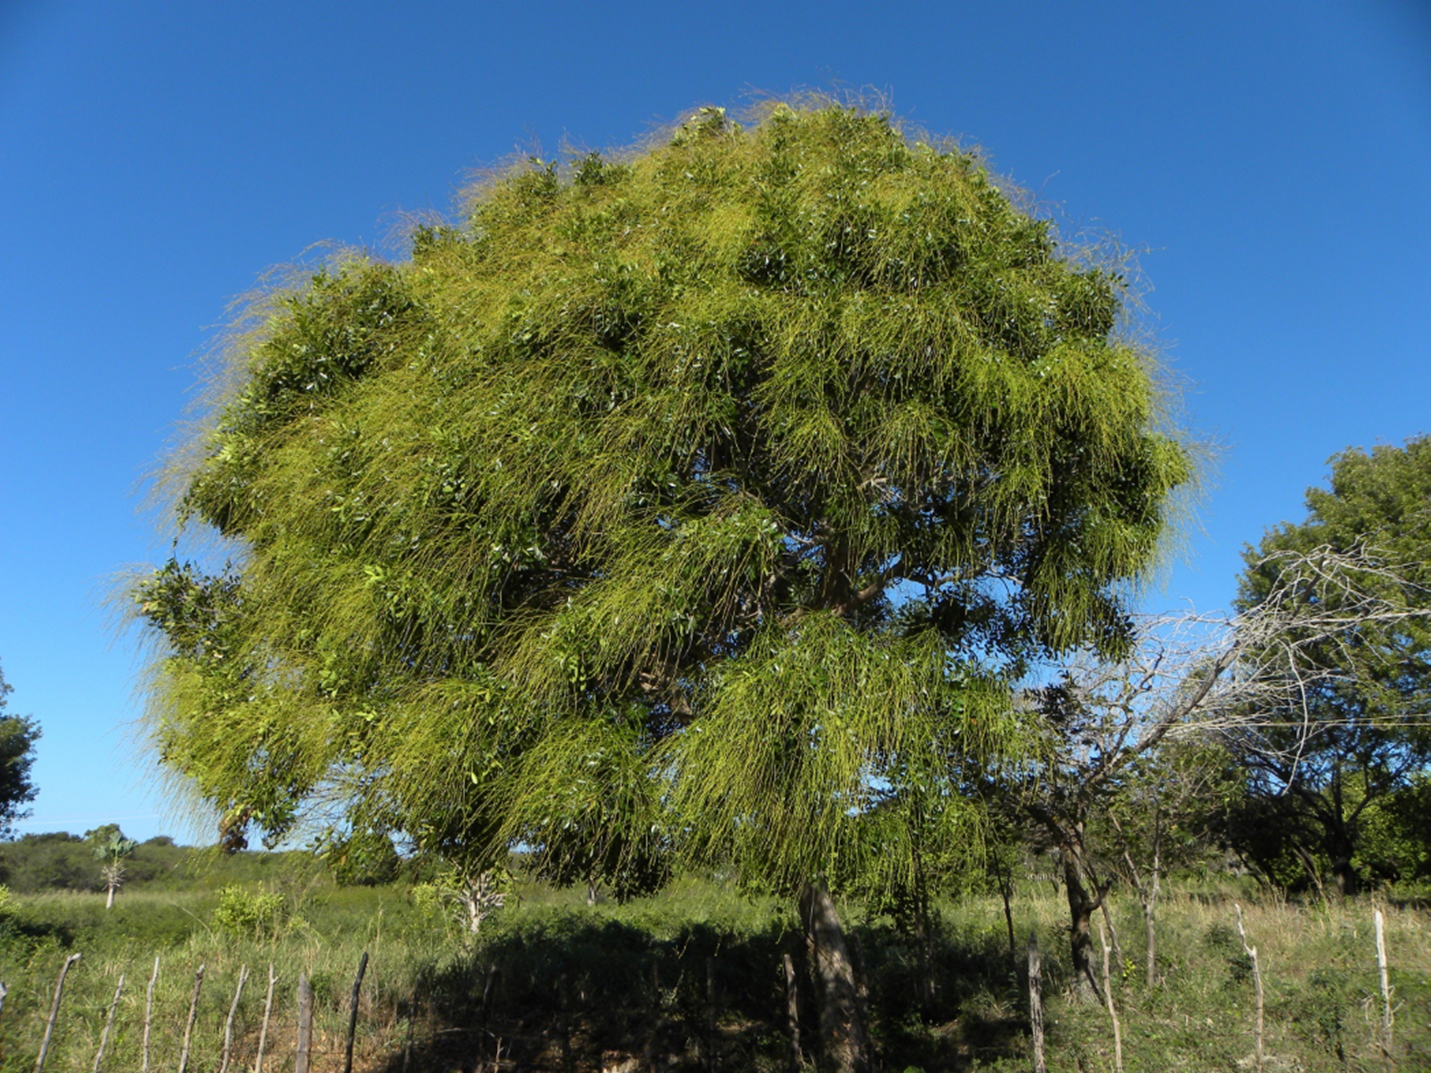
990, 853, 1018, 974
1143, 852, 1160, 989
1060, 844, 1100, 1002
105, 883, 115, 910
910, 864, 936, 1009
798, 879, 870, 1073
1329, 830, 1358, 898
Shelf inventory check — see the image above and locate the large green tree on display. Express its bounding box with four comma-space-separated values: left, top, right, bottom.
135, 102, 1189, 1066
0, 660, 40, 840
1231, 437, 1431, 896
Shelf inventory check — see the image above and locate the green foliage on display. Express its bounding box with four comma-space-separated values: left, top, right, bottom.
1232, 436, 1431, 894
211, 883, 288, 938
0, 660, 40, 840
87, 824, 138, 864
0, 832, 102, 892
0, 833, 324, 896
320, 826, 402, 886
134, 101, 1191, 899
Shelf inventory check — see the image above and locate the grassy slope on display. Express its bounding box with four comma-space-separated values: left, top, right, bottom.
0, 871, 1427, 1072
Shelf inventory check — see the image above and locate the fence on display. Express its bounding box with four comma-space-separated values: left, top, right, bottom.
1, 944, 739, 1073
11, 952, 380, 1073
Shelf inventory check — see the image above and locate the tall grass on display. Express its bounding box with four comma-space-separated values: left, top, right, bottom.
0, 876, 1426, 1071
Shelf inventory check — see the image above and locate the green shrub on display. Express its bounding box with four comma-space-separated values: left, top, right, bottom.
211, 884, 286, 939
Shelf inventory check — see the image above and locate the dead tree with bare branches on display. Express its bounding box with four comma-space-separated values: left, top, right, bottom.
988, 545, 1431, 996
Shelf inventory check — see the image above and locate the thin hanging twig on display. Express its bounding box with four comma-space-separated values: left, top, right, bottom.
141, 956, 159, 1073
255, 964, 277, 1073
1235, 904, 1264, 1073
219, 964, 250, 1073
178, 963, 205, 1073
91, 974, 125, 1073
35, 953, 81, 1073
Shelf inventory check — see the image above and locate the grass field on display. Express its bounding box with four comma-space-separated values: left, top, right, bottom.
0, 869, 1427, 1072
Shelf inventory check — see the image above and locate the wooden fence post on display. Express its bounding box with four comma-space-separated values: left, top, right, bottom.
295, 974, 314, 1073
1235, 904, 1264, 1073
219, 964, 249, 1073
34, 952, 81, 1073
177, 963, 205, 1073
141, 956, 159, 1073
1028, 931, 1046, 1073
1098, 918, 1123, 1073
343, 951, 369, 1073
1375, 909, 1394, 1072
91, 974, 125, 1073
255, 964, 276, 1073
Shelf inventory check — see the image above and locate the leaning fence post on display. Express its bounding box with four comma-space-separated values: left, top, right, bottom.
1375, 909, 1394, 1072
177, 963, 205, 1073
219, 964, 249, 1073
1235, 904, 1264, 1073
295, 974, 314, 1073
34, 953, 81, 1073
343, 951, 369, 1073
1028, 930, 1046, 1073
255, 964, 276, 1073
91, 973, 125, 1073
141, 956, 159, 1073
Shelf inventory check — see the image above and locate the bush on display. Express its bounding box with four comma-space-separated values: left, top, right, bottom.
212, 884, 287, 939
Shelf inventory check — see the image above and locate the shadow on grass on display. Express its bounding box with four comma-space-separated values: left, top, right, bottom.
374, 913, 1033, 1073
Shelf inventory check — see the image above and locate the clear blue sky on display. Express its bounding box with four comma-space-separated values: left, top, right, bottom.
1, 1, 1427, 844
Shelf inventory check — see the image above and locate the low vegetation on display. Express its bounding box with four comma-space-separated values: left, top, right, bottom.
0, 838, 1426, 1072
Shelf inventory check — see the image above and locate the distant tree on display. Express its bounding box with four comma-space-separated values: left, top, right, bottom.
0, 832, 88, 891
0, 660, 40, 839
87, 824, 138, 908
134, 102, 1194, 1068
1001, 624, 1243, 1001
991, 542, 1431, 998
1230, 438, 1431, 897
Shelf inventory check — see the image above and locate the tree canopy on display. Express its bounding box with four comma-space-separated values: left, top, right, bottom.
1231, 436, 1431, 894
0, 659, 40, 840
135, 103, 1191, 896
